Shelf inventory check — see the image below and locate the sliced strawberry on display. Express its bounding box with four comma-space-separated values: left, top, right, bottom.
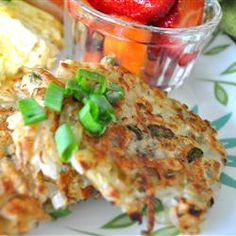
155, 0, 204, 28
149, 34, 184, 59
87, 0, 176, 24
178, 51, 199, 67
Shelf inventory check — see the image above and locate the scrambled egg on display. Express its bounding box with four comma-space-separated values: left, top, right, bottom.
0, 0, 63, 81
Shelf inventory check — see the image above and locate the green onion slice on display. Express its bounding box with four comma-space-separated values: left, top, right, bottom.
106, 83, 125, 104
64, 80, 87, 102
55, 124, 78, 163
44, 82, 64, 112
18, 98, 47, 125
78, 101, 106, 135
89, 94, 116, 122
76, 69, 107, 94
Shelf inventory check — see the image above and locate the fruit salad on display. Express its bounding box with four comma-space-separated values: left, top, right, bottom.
66, 0, 220, 90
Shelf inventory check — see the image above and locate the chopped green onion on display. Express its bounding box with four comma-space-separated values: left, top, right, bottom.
106, 83, 125, 104
88, 99, 99, 120
76, 69, 107, 94
18, 98, 47, 125
187, 147, 203, 163
78, 101, 106, 135
64, 80, 76, 96
89, 94, 116, 122
55, 124, 78, 163
64, 80, 87, 102
44, 82, 64, 112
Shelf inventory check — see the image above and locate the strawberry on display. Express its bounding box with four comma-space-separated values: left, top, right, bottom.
155, 0, 204, 28
151, 0, 204, 69
87, 0, 176, 24
178, 51, 199, 67
149, 34, 184, 59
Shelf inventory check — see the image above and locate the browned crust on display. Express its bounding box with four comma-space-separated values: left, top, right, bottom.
0, 160, 49, 235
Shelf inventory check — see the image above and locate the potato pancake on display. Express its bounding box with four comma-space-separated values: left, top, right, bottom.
2, 61, 227, 234
0, 69, 93, 235
57, 61, 227, 234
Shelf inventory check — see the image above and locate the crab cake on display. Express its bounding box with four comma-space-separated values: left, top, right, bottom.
6, 69, 93, 207
56, 61, 227, 234
5, 61, 227, 235
0, 70, 93, 234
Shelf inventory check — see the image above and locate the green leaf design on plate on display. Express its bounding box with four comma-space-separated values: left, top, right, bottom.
67, 227, 103, 236
191, 105, 199, 114
227, 155, 236, 167
102, 213, 135, 229
102, 199, 164, 229
221, 62, 236, 75
202, 28, 221, 52
151, 226, 179, 236
220, 172, 236, 188
220, 138, 236, 149
204, 44, 231, 55
214, 82, 228, 105
211, 112, 232, 130
49, 208, 71, 220
199, 78, 236, 87
143, 199, 164, 215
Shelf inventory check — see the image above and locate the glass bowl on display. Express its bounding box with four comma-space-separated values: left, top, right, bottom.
65, 0, 222, 91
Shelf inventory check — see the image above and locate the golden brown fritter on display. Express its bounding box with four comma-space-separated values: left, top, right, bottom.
2, 61, 227, 235
0, 107, 51, 235
0, 69, 93, 234
56, 61, 226, 234
7, 69, 93, 208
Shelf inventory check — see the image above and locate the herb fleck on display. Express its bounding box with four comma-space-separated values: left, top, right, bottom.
30, 72, 42, 83
148, 125, 175, 138
127, 124, 143, 140
187, 147, 204, 163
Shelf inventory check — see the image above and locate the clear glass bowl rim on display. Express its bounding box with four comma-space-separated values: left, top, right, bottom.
72, 0, 222, 34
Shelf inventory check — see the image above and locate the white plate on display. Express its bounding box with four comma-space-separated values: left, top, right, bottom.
30, 33, 236, 236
